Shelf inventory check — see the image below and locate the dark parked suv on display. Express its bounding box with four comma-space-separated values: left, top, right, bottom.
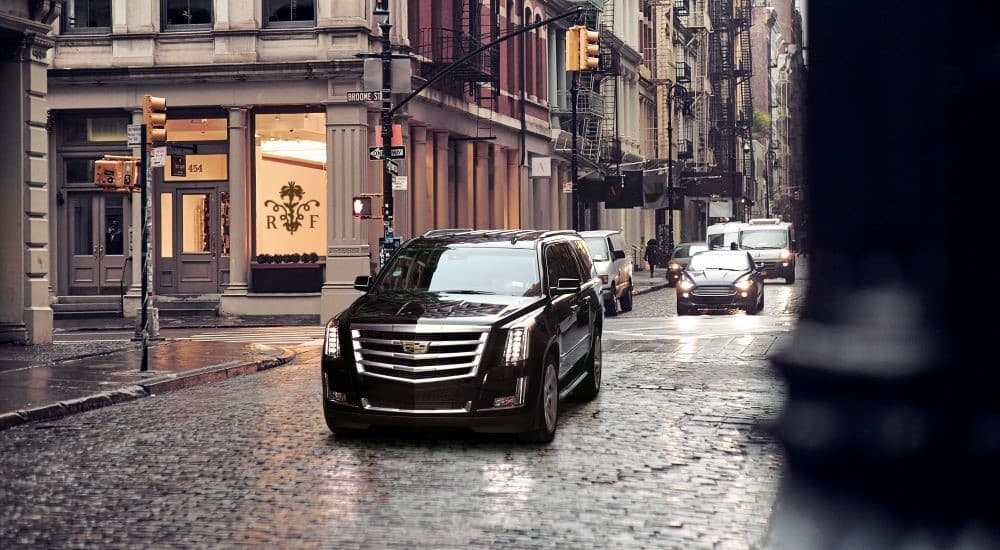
321, 229, 604, 443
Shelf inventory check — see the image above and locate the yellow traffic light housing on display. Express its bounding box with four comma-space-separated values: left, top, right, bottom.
142, 94, 167, 145
578, 26, 600, 71
566, 25, 581, 71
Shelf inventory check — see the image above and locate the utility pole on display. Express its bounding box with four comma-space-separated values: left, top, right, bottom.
570, 74, 579, 230
138, 94, 166, 372
375, 1, 397, 268
666, 84, 687, 254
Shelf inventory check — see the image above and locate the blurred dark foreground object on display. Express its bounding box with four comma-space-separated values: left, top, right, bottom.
763, 1, 1000, 548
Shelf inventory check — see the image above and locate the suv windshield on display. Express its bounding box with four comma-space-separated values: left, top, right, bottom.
582, 236, 611, 262
376, 245, 542, 297
739, 229, 788, 249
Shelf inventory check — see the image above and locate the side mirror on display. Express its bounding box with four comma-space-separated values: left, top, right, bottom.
353, 275, 373, 292
613, 249, 627, 260
552, 277, 582, 295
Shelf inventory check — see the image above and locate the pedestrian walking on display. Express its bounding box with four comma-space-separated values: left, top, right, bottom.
644, 239, 659, 277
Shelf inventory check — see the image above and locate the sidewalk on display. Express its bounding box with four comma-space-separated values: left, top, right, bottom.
0, 275, 671, 432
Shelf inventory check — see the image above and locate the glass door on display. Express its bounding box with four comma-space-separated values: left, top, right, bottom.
67, 192, 130, 294
175, 189, 219, 294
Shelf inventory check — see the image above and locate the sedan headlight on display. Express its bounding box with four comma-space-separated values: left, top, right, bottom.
733, 278, 754, 291
324, 318, 341, 359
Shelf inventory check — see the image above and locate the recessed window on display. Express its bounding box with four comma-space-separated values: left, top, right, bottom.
265, 0, 316, 27
164, 0, 213, 29
62, 0, 111, 32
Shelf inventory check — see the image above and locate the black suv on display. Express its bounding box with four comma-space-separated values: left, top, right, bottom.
321, 229, 603, 443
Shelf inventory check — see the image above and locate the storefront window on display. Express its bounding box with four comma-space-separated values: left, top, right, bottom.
253, 112, 327, 258
63, 116, 128, 144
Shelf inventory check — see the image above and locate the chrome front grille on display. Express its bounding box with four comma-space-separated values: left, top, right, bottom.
692, 285, 734, 297
351, 323, 490, 383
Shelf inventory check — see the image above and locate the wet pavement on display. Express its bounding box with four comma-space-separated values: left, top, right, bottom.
0, 271, 671, 432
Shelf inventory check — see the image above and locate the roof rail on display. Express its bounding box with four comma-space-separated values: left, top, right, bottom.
421, 228, 475, 237
538, 229, 578, 239
747, 218, 782, 225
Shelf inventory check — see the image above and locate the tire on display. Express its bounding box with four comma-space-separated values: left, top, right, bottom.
677, 305, 692, 316
618, 283, 634, 312
786, 270, 795, 284
574, 329, 602, 401
604, 290, 618, 317
519, 356, 559, 443
746, 292, 762, 315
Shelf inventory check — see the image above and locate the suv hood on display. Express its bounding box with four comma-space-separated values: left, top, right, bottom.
347, 291, 545, 324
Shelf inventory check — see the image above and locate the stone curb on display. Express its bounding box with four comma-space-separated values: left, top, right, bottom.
0, 347, 295, 432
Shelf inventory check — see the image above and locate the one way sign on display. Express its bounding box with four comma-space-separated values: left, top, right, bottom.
369, 146, 405, 160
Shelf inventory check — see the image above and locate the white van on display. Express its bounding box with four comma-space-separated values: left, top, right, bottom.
738, 218, 796, 283
706, 222, 747, 251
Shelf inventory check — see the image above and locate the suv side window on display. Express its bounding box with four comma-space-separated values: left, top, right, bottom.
545, 242, 583, 288
673, 245, 690, 258
570, 239, 597, 280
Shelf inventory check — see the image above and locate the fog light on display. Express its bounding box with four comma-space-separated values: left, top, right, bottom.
740, 291, 749, 297
491, 376, 528, 408
330, 391, 348, 403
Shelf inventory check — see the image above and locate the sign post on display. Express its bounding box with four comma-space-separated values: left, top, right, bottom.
377, 2, 399, 268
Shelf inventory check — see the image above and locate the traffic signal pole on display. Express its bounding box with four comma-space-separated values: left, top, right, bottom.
377, 3, 397, 268
139, 126, 151, 371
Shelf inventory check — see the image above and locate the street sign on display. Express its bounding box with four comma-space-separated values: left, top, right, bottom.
346, 91, 383, 102
385, 159, 399, 175
127, 124, 141, 147
369, 146, 406, 160
392, 175, 408, 190
150, 146, 166, 168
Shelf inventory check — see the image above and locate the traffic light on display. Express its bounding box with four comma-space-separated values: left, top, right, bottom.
566, 25, 581, 71
572, 25, 600, 72
352, 196, 373, 219
142, 94, 167, 145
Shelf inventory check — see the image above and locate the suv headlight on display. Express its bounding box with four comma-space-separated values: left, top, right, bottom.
678, 278, 694, 291
733, 278, 754, 291
780, 248, 792, 260
502, 315, 537, 367
324, 318, 341, 359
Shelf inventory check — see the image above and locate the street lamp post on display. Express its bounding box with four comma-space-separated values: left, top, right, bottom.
765, 149, 776, 218
666, 84, 687, 254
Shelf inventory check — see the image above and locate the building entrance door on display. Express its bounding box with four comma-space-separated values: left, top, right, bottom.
67, 192, 131, 294
157, 186, 221, 295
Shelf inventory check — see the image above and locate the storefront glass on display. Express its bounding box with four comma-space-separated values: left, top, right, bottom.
253, 112, 327, 259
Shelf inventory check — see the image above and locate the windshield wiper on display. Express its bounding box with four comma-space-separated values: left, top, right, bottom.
435, 289, 496, 295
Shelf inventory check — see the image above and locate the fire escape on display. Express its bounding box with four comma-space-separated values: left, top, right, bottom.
413, 0, 500, 141
707, 0, 753, 215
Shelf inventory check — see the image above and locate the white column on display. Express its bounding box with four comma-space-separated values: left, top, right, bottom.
223, 107, 248, 295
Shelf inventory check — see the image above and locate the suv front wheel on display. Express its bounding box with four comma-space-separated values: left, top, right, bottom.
519, 355, 559, 443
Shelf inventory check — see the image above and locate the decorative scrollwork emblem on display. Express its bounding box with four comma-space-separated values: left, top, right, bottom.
264, 181, 320, 234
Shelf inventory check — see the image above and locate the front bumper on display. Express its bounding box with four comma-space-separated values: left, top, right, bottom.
676, 289, 754, 311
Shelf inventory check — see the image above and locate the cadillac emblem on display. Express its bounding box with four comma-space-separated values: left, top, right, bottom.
401, 341, 429, 354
